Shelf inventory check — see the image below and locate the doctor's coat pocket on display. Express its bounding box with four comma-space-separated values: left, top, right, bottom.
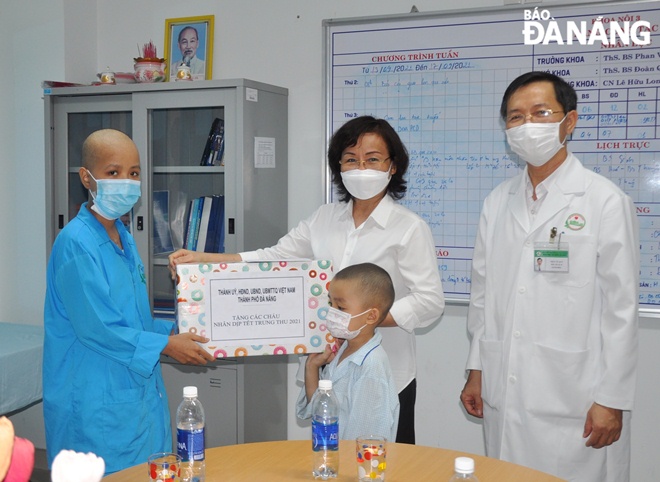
543, 235, 596, 288
479, 339, 505, 410
525, 343, 592, 418
100, 386, 149, 450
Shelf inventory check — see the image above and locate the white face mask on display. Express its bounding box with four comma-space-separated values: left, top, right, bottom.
340, 167, 391, 200
505, 115, 568, 167
324, 307, 371, 340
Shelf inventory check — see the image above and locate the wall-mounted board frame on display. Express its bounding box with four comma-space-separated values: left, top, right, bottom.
324, 1, 660, 313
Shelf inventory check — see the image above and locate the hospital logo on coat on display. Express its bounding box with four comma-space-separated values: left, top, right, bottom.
565, 213, 586, 230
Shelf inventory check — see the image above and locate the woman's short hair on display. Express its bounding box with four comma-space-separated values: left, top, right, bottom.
328, 116, 409, 202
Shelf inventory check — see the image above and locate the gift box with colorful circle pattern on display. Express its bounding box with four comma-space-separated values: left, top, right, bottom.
175, 260, 334, 357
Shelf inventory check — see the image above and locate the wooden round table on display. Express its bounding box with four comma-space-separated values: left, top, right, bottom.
103, 440, 565, 481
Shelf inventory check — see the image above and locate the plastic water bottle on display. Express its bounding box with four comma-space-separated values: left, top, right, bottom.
176, 386, 206, 482
311, 379, 339, 479
448, 457, 480, 481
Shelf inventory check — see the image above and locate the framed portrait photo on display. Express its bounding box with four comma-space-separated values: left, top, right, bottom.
164, 15, 214, 81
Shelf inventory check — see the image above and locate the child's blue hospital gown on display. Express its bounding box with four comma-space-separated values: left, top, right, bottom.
44, 203, 173, 474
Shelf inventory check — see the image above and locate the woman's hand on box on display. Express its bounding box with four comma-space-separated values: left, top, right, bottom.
168, 249, 243, 279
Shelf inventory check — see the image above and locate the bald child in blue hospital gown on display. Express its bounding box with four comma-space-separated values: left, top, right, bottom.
43, 129, 213, 474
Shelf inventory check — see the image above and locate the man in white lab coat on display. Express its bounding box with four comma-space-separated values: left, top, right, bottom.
460, 72, 639, 482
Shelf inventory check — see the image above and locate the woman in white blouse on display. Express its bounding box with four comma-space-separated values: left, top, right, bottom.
169, 116, 445, 443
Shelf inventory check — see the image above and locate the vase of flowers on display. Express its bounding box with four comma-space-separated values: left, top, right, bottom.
134, 41, 166, 83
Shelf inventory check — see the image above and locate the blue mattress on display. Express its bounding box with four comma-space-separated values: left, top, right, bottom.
0, 323, 44, 414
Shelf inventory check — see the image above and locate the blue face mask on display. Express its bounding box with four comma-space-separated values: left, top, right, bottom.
86, 169, 141, 220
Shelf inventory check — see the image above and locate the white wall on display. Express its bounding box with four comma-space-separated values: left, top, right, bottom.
0, 1, 17, 310
3, 0, 658, 479
0, 0, 64, 326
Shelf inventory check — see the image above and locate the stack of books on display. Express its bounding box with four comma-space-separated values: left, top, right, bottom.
200, 118, 225, 166
184, 195, 225, 253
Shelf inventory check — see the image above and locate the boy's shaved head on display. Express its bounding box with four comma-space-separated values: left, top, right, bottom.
82, 129, 137, 170
332, 263, 395, 324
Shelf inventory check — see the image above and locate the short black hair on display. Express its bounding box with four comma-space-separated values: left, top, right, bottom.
332, 263, 395, 325
328, 116, 408, 202
500, 71, 577, 120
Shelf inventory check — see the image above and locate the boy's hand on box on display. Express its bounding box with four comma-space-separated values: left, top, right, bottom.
163, 332, 214, 365
306, 344, 336, 369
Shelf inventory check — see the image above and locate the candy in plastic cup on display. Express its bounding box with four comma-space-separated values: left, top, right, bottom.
356, 436, 387, 481
148, 452, 181, 482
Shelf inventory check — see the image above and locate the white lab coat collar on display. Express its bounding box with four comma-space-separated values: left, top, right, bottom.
507, 153, 589, 234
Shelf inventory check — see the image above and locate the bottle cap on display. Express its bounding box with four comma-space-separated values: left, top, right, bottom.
183, 386, 198, 398
455, 457, 475, 474
318, 380, 332, 390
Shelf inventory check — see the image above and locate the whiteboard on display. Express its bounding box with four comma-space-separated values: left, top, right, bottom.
324, 1, 660, 311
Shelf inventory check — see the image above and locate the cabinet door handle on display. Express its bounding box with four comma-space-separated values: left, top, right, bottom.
228, 218, 235, 234
58, 214, 64, 229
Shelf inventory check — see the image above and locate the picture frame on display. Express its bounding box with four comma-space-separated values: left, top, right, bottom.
164, 15, 214, 81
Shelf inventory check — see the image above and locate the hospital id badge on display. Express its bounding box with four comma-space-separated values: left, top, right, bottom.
533, 242, 569, 272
